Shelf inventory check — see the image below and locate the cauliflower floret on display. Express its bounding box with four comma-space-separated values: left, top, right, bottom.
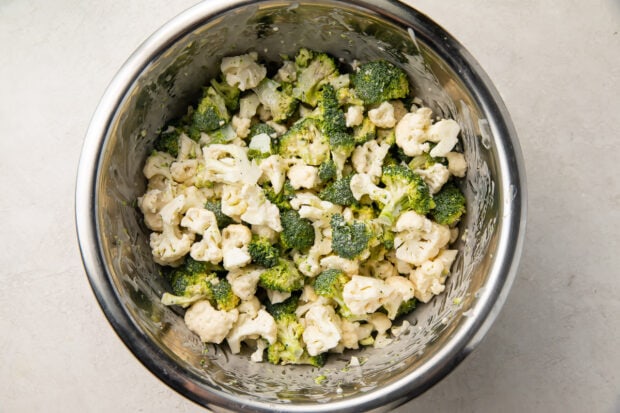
170, 159, 199, 183
382, 275, 416, 320
232, 115, 251, 139
342, 275, 394, 316
149, 195, 195, 265
258, 155, 287, 193
220, 52, 267, 91
368, 101, 396, 128
297, 223, 332, 277
138, 187, 174, 231
177, 134, 202, 160
251, 224, 279, 244
351, 140, 391, 182
200, 144, 261, 185
221, 184, 247, 222
368, 312, 393, 349
393, 211, 451, 266
427, 119, 460, 157
349, 173, 390, 203
239, 92, 261, 119
251, 339, 269, 362
362, 259, 398, 280
226, 266, 263, 300
266, 289, 292, 304
409, 260, 445, 303
221, 224, 252, 270
276, 60, 297, 82
185, 300, 239, 343
290, 192, 342, 223
338, 319, 374, 350
345, 105, 364, 127
237, 296, 262, 318
287, 162, 320, 189
319, 255, 359, 276
238, 184, 282, 232
181, 208, 223, 264
143, 151, 174, 180
446, 152, 467, 178
302, 304, 342, 356
226, 308, 277, 354
414, 163, 450, 194
395, 107, 433, 156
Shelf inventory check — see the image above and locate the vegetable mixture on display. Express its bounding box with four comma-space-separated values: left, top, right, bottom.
138, 49, 467, 367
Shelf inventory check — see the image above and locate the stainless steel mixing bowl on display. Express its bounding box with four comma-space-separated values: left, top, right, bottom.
75, 1, 526, 411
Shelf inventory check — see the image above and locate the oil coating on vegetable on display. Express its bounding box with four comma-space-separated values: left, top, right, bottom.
137, 48, 468, 367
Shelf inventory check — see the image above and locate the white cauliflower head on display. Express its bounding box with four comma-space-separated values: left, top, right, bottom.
258, 154, 287, 194
368, 101, 396, 128
143, 151, 174, 180
184, 300, 239, 344
382, 275, 416, 319
138, 187, 174, 231
414, 163, 450, 194
349, 173, 390, 204
221, 184, 247, 222
239, 92, 261, 119
181, 208, 223, 264
409, 249, 458, 303
238, 184, 282, 232
221, 224, 253, 270
446, 152, 467, 178
220, 52, 267, 91
226, 309, 277, 354
342, 275, 394, 316
290, 192, 342, 224
200, 144, 261, 185
395, 107, 433, 156
149, 194, 196, 265
345, 105, 364, 127
170, 159, 199, 183
302, 304, 342, 356
287, 162, 320, 190
393, 211, 451, 266
351, 140, 391, 182
427, 119, 460, 157
226, 266, 263, 301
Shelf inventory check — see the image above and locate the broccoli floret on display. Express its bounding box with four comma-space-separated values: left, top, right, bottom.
259, 258, 305, 292
162, 258, 221, 307
153, 127, 179, 157
266, 295, 327, 367
265, 293, 299, 319
279, 118, 330, 166
192, 86, 230, 132
430, 182, 466, 226
248, 236, 280, 268
210, 77, 240, 112
395, 298, 417, 318
263, 181, 296, 211
314, 269, 352, 318
210, 278, 240, 311
314, 84, 355, 174
353, 117, 376, 145
318, 159, 337, 182
316, 84, 346, 136
318, 175, 356, 206
349, 203, 377, 221
408, 152, 446, 170
279, 209, 315, 252
352, 60, 409, 105
204, 200, 234, 229
253, 78, 298, 122
330, 214, 371, 260
337, 87, 364, 107
249, 122, 277, 138
378, 164, 435, 225
294, 48, 314, 68
293, 49, 338, 107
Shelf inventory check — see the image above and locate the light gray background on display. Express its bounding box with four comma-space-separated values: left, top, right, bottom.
1, 1, 618, 412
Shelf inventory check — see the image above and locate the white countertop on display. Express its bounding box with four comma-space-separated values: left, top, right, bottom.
1, 1, 618, 412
